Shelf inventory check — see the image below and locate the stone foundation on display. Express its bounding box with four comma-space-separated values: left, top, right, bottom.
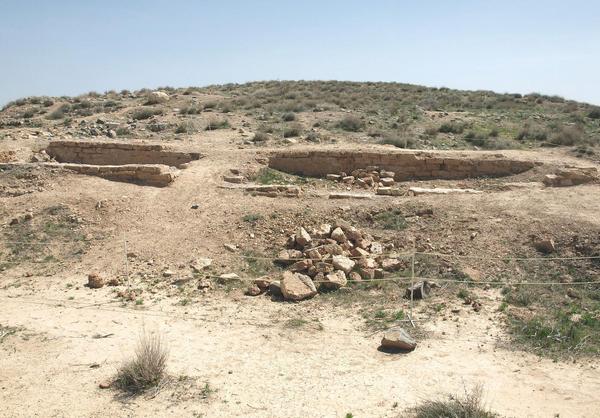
59, 163, 178, 187
46, 140, 202, 167
268, 149, 535, 180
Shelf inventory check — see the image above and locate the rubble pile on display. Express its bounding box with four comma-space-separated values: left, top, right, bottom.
326, 166, 397, 190
248, 220, 408, 301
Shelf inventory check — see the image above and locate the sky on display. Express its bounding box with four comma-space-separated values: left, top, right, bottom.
1, 0, 599, 105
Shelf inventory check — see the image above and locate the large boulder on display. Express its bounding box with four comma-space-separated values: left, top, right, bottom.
280, 272, 317, 301
381, 327, 417, 351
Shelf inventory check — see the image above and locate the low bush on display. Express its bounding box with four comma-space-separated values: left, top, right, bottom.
409, 385, 497, 418
115, 333, 168, 394
379, 134, 416, 149
282, 112, 296, 121
131, 107, 162, 120
438, 121, 466, 134
205, 118, 230, 130
337, 115, 365, 132
283, 123, 302, 138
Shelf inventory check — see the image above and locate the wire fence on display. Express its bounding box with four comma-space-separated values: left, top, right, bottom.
2, 236, 599, 332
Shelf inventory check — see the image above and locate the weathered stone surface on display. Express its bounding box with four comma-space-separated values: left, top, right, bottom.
190, 257, 212, 272
332, 255, 355, 273
254, 276, 272, 291
381, 258, 403, 271
348, 271, 363, 282
268, 280, 282, 297
322, 270, 348, 290
290, 259, 312, 272
296, 227, 312, 247
46, 140, 201, 167
245, 284, 262, 296
543, 168, 597, 187
331, 227, 347, 243
405, 281, 431, 300
280, 272, 317, 301
381, 327, 417, 351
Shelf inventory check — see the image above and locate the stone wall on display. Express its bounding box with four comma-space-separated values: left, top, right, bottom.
268, 150, 535, 180
46, 140, 202, 167
59, 163, 177, 187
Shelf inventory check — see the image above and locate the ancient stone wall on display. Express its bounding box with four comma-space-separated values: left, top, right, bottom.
46, 140, 202, 167
268, 150, 534, 180
58, 163, 177, 187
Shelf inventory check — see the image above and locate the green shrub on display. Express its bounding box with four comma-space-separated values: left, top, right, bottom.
205, 118, 230, 130
131, 107, 162, 120
252, 131, 269, 142
282, 112, 296, 121
548, 125, 585, 146
337, 115, 365, 132
46, 104, 71, 120
379, 134, 415, 148
283, 123, 302, 138
438, 121, 466, 134
175, 121, 198, 134
410, 386, 497, 418
588, 108, 600, 119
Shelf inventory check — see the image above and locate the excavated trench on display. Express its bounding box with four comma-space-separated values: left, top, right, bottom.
268, 149, 535, 181
44, 140, 203, 186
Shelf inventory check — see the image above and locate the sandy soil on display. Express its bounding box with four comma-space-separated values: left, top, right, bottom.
1, 133, 600, 417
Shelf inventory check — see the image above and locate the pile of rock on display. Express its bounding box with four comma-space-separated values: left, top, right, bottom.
543, 167, 597, 187
326, 167, 397, 190
247, 220, 407, 301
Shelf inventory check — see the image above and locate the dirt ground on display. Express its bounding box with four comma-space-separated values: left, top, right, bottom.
1, 131, 600, 417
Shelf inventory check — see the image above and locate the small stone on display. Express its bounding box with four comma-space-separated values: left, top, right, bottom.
224, 244, 237, 252
380, 177, 395, 186
219, 273, 240, 281
322, 270, 348, 290
533, 238, 556, 254
163, 269, 175, 277
99, 381, 112, 389
331, 227, 347, 243
295, 227, 312, 247
190, 258, 212, 272
254, 276, 272, 291
87, 273, 104, 289
223, 175, 245, 183
326, 174, 341, 181
314, 224, 332, 238
268, 280, 282, 297
289, 259, 312, 272
332, 255, 355, 273
245, 285, 262, 296
370, 242, 384, 254
280, 271, 317, 301
381, 258, 403, 271
348, 271, 363, 282
381, 326, 417, 351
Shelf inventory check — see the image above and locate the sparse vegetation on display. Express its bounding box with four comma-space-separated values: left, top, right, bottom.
132, 107, 163, 120
373, 209, 407, 230
407, 386, 498, 418
337, 115, 365, 132
115, 332, 169, 394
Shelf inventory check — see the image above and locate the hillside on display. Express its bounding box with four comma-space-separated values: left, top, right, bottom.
1, 81, 599, 160
1, 81, 600, 417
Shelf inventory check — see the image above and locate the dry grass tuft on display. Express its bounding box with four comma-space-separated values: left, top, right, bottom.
115, 332, 169, 394
408, 385, 498, 418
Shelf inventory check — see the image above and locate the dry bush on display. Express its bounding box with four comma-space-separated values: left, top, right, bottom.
115, 332, 169, 393
337, 115, 365, 132
408, 385, 498, 418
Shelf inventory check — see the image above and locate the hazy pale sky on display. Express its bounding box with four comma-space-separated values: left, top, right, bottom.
1, 0, 599, 105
